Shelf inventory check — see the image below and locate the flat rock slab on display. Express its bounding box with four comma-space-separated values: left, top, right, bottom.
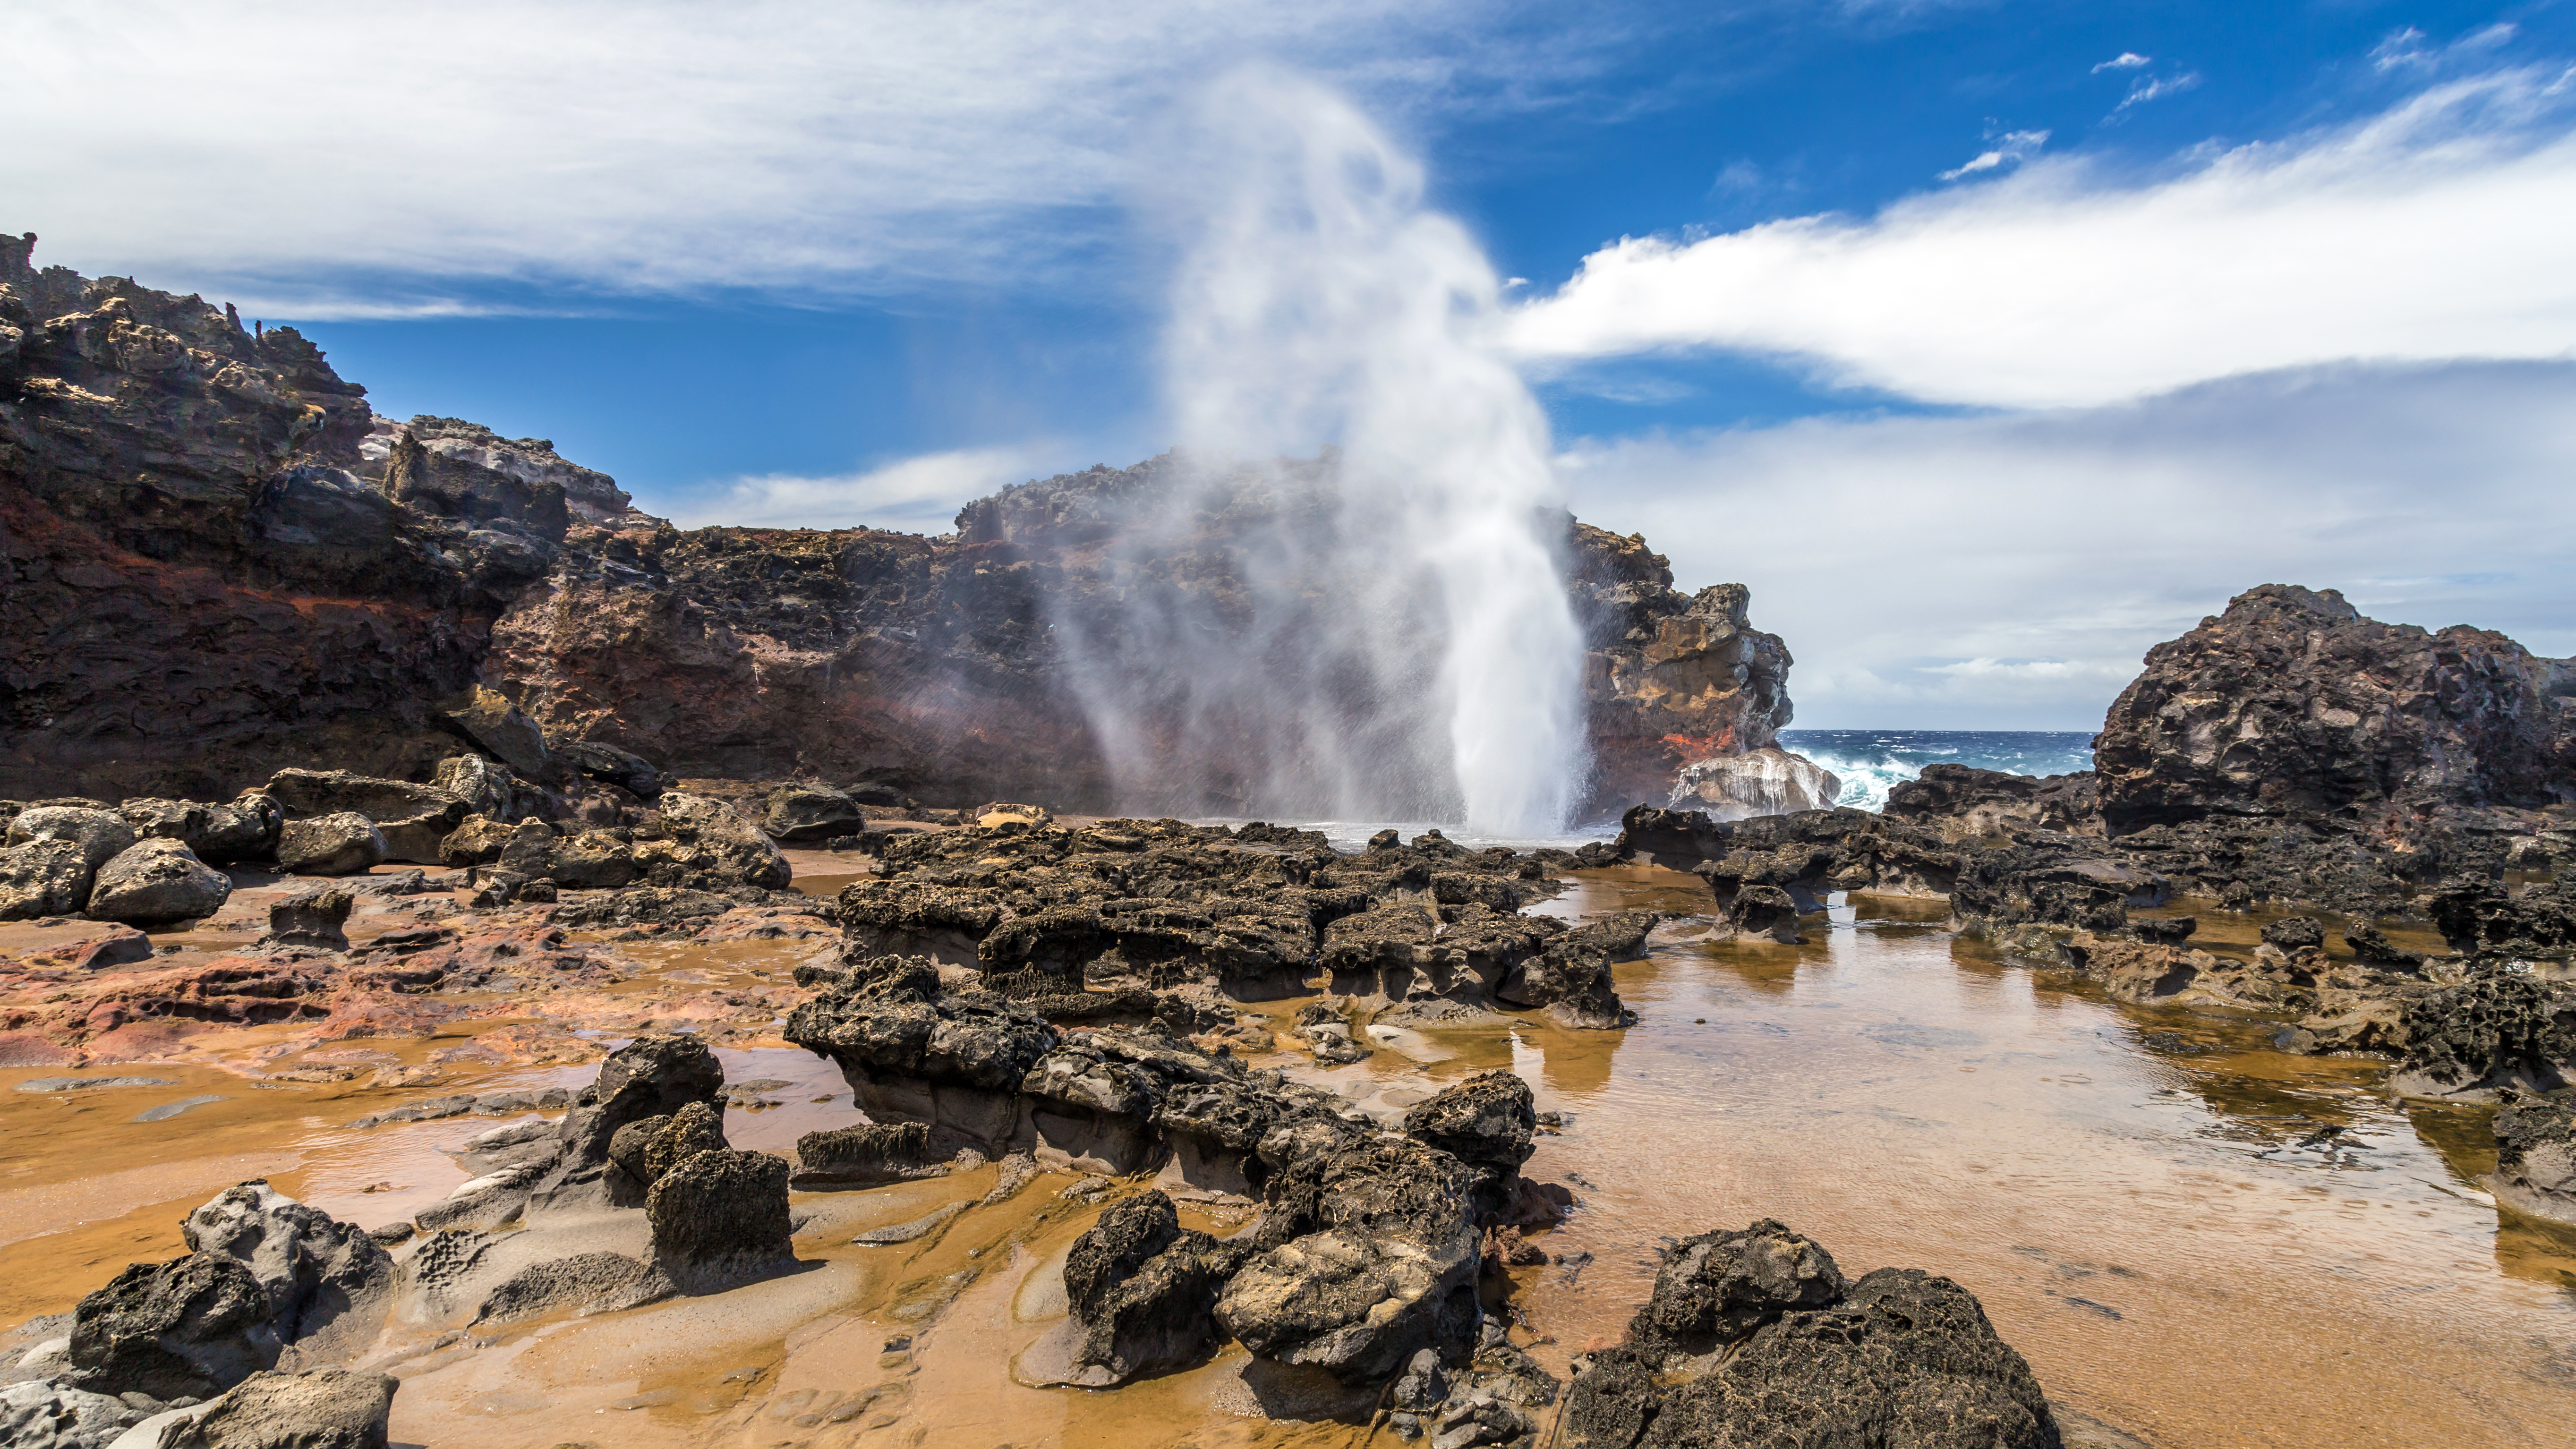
851, 1202, 966, 1245
14, 1076, 176, 1093
132, 1094, 228, 1122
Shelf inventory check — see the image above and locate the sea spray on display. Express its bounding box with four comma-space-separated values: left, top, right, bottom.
1049, 69, 1587, 834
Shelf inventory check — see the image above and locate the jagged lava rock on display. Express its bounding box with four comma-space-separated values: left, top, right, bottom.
645, 1148, 795, 1289
1562, 1221, 2060, 1449
65, 1254, 280, 1400
2093, 584, 2575, 837
2490, 1090, 2576, 1227
1051, 1190, 1237, 1386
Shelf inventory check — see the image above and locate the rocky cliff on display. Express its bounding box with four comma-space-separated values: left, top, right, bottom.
2, 234, 1792, 818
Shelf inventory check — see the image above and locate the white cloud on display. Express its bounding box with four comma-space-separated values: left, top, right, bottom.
2094, 52, 2151, 73
1506, 68, 2576, 407
2110, 70, 2200, 114
666, 446, 1047, 531
1937, 129, 2049, 180
1553, 360, 2576, 729
0, 0, 1608, 317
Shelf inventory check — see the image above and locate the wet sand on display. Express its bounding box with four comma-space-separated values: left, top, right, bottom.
4, 861, 2572, 1447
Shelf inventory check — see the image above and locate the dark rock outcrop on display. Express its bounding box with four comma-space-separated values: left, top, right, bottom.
1214, 1135, 1484, 1383
1885, 764, 2101, 840
5, 237, 1791, 815
790, 1121, 942, 1189
644, 1149, 796, 1290
1561, 1222, 2061, 1449
65, 1254, 281, 1400
1053, 1190, 1238, 1386
2490, 1089, 2576, 1227
524, 1033, 726, 1216
2094, 585, 2574, 838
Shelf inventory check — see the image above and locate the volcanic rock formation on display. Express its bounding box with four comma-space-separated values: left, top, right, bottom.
4, 233, 1798, 818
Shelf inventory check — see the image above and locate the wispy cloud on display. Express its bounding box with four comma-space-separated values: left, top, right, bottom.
0, 0, 1627, 317
1555, 360, 2576, 727
1938, 128, 2049, 180
2111, 70, 2200, 115
1507, 68, 2576, 407
666, 446, 1049, 531
2093, 52, 2150, 73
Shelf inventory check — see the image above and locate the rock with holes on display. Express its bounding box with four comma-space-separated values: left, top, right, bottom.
65, 1253, 280, 1401
605, 1100, 729, 1202
1560, 1224, 2059, 1449
2491, 1089, 2576, 1227
1214, 1135, 1483, 1384
521, 1032, 726, 1216
180, 1182, 392, 1358
645, 1149, 795, 1292
1045, 1190, 1240, 1386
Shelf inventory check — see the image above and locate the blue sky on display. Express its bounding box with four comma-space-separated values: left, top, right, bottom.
9, 0, 2574, 727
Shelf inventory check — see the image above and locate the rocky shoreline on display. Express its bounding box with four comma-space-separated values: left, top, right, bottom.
5, 230, 2574, 1449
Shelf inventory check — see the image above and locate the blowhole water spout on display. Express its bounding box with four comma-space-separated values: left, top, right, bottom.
1052, 68, 1586, 835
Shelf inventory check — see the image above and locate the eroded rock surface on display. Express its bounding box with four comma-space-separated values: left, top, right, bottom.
1561, 1222, 2060, 1449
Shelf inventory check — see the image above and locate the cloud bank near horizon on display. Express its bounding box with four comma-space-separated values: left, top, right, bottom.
1559, 359, 2576, 730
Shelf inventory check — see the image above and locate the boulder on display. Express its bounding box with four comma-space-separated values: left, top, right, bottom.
654, 793, 791, 890
116, 797, 281, 866
8, 807, 138, 874
434, 686, 554, 783
1562, 1226, 2059, 1449
645, 1149, 795, 1290
2093, 585, 2575, 845
0, 1381, 154, 1449
790, 1121, 940, 1189
1050, 1190, 1236, 1385
66, 1254, 280, 1400
525, 1033, 726, 1216
181, 1183, 392, 1353
273, 816, 385, 877
1629, 1219, 1850, 1358
87, 840, 230, 925
150, 1366, 396, 1449
261, 890, 352, 951
605, 1100, 729, 1199
2387, 972, 2576, 1100
262, 771, 466, 866
551, 738, 663, 800
1213, 1135, 1483, 1383
471, 1252, 667, 1325
2490, 1090, 2576, 1227
763, 784, 867, 844
429, 755, 530, 824
1, 838, 94, 919
436, 815, 515, 866
2262, 916, 2326, 951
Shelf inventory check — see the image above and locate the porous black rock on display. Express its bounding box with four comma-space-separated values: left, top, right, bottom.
1562, 1225, 2061, 1449
645, 1148, 796, 1290
66, 1254, 281, 1401
1053, 1190, 1238, 1385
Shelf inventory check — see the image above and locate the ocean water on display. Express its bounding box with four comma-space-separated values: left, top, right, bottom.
1778, 728, 2096, 813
